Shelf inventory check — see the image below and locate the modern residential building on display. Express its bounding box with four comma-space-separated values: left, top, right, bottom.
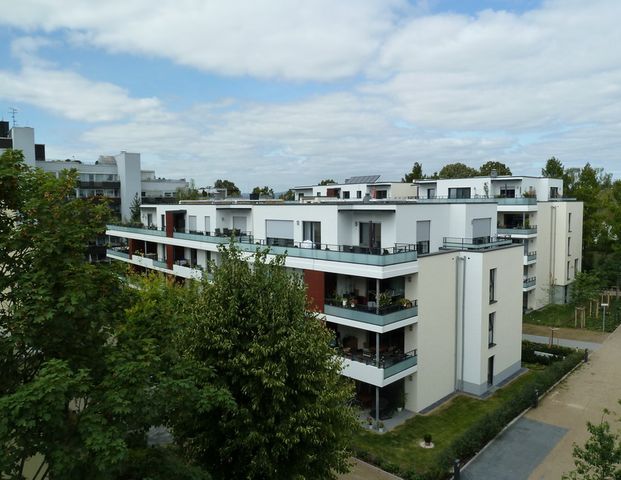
293, 175, 417, 201
105, 196, 524, 418
0, 122, 188, 220
414, 174, 583, 309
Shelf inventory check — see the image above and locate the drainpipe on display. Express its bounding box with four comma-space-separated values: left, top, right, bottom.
550, 206, 556, 303
461, 255, 466, 391
375, 386, 380, 424
454, 256, 460, 391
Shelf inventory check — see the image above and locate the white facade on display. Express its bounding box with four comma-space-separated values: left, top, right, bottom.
414, 176, 583, 310
106, 197, 524, 416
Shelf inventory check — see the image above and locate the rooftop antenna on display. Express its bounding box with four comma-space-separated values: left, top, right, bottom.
8, 107, 18, 128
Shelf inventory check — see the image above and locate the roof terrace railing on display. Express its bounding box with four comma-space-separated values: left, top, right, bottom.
442, 236, 513, 251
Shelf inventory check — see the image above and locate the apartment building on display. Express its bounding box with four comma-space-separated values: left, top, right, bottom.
414, 175, 583, 310
293, 175, 416, 201
105, 197, 523, 419
0, 122, 188, 220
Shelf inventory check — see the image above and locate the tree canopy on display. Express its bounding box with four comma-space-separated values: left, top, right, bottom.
130, 192, 141, 222
402, 162, 424, 182
479, 161, 512, 176
171, 245, 357, 479
251, 185, 274, 198
438, 162, 479, 179
213, 179, 241, 197
542, 157, 565, 178
279, 189, 295, 201
319, 179, 336, 185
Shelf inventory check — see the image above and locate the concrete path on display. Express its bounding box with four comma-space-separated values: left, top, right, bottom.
527, 325, 621, 479
522, 334, 603, 351
462, 418, 567, 480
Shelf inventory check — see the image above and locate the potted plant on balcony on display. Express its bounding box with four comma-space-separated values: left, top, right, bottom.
378, 291, 392, 308
399, 298, 413, 309
377, 421, 384, 433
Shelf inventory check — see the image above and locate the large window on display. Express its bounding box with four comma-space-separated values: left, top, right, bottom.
416, 220, 430, 254
302, 221, 321, 248
375, 190, 387, 199
567, 261, 571, 280
359, 222, 381, 251
343, 191, 350, 199
488, 313, 496, 347
188, 215, 197, 233
567, 237, 571, 255
568, 212, 572, 232
266, 219, 294, 247
489, 268, 497, 303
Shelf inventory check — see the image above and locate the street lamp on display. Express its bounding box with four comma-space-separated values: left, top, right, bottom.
601, 302, 609, 333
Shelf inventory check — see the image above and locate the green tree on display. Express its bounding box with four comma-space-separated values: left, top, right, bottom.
0, 150, 214, 479
572, 272, 602, 308
402, 162, 424, 182
542, 156, 565, 178
213, 179, 241, 197
479, 161, 512, 176
438, 162, 478, 179
172, 245, 357, 480
130, 192, 142, 222
563, 412, 621, 480
177, 179, 201, 201
279, 189, 295, 201
251, 185, 274, 198
319, 179, 336, 185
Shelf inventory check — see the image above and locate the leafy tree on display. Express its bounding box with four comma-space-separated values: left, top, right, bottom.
130, 192, 142, 222
402, 162, 424, 182
279, 189, 295, 201
479, 161, 512, 176
542, 156, 565, 178
319, 179, 336, 185
563, 412, 621, 480
438, 162, 478, 179
572, 272, 601, 308
251, 185, 274, 198
0, 150, 214, 479
177, 179, 201, 201
213, 179, 241, 197
172, 244, 357, 480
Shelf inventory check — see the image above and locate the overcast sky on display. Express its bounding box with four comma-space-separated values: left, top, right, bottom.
1, 0, 620, 191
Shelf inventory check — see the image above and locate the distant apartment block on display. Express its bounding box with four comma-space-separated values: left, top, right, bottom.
0, 122, 188, 220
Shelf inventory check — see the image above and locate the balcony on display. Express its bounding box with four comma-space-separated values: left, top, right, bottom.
442, 236, 513, 251
527, 251, 537, 262
497, 225, 537, 236
107, 224, 166, 237
497, 197, 537, 205
106, 248, 130, 260
414, 196, 495, 203
324, 300, 417, 327
523, 277, 536, 289
338, 349, 418, 386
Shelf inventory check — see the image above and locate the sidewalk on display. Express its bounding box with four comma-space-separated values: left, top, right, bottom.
526, 325, 621, 479
522, 334, 603, 351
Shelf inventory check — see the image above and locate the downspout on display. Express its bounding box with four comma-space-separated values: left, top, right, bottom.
454, 256, 460, 391
550, 206, 556, 303
461, 255, 466, 391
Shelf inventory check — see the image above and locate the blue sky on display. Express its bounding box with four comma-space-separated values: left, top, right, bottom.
0, 0, 619, 191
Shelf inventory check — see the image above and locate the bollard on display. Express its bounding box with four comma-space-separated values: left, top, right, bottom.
453, 459, 460, 479
533, 389, 539, 408
584, 348, 589, 363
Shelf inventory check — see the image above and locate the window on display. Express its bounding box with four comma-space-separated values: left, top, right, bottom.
416, 220, 430, 254
356, 190, 362, 199
147, 213, 153, 227
343, 191, 350, 199
448, 187, 471, 199
204, 216, 211, 234
303, 221, 321, 248
550, 187, 559, 198
567, 237, 571, 255
189, 215, 197, 233
575, 258, 579, 274
375, 190, 387, 199
567, 261, 571, 280
489, 268, 497, 303
500, 188, 515, 198
427, 188, 436, 199
141, 191, 146, 197
164, 192, 173, 197
568, 212, 572, 232
488, 313, 496, 347
266, 219, 294, 247
359, 222, 381, 251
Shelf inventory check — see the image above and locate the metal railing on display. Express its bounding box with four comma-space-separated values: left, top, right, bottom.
527, 251, 537, 261
497, 225, 538, 235
324, 299, 418, 326
497, 197, 537, 205
337, 348, 417, 374
523, 277, 536, 288
443, 236, 513, 250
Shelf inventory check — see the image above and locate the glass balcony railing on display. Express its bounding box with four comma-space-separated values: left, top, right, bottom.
527, 251, 537, 262
523, 277, 536, 288
106, 224, 418, 266
497, 226, 537, 235
337, 349, 418, 379
106, 248, 130, 259
324, 300, 417, 326
443, 236, 513, 251
497, 197, 537, 205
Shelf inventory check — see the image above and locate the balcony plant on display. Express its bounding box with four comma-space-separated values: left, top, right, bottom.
399, 298, 413, 309
378, 291, 392, 308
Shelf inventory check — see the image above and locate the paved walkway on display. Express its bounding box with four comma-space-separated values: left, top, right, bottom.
527, 325, 621, 479
340, 459, 402, 480
462, 418, 567, 480
522, 334, 603, 351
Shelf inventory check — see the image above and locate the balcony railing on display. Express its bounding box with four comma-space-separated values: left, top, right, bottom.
106, 248, 130, 259
107, 224, 166, 236
338, 349, 418, 379
497, 225, 537, 236
523, 277, 536, 288
527, 251, 537, 261
497, 197, 537, 205
415, 196, 495, 203
324, 299, 417, 327
442, 236, 513, 251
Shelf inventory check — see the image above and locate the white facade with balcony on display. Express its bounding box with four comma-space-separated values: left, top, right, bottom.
414, 175, 583, 311
106, 197, 524, 418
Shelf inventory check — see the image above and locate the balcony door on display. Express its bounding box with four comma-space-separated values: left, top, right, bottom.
359, 222, 381, 253
302, 221, 321, 248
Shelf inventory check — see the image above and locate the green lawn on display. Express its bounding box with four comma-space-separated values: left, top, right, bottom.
351, 372, 534, 474
523, 301, 621, 332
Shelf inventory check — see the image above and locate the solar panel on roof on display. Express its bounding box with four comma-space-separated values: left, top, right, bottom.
344, 175, 380, 184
